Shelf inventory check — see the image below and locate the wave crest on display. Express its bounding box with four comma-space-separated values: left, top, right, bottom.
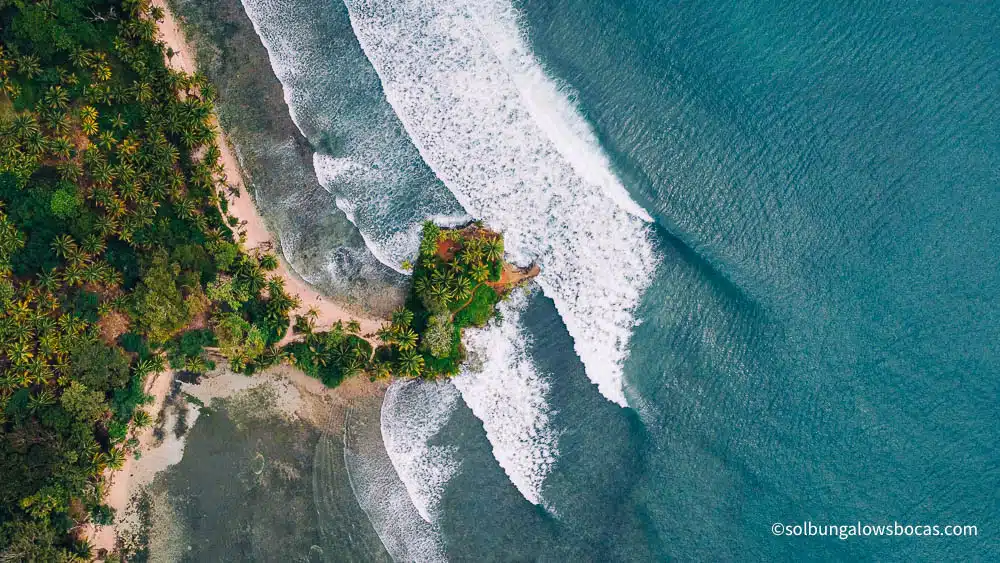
343, 0, 658, 406
453, 290, 560, 509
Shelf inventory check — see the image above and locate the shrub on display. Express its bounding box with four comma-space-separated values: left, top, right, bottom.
49, 187, 81, 218
422, 313, 454, 358
454, 285, 500, 328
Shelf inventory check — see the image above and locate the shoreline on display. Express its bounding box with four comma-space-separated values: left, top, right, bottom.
153, 0, 385, 343
84, 4, 389, 556
85, 369, 176, 555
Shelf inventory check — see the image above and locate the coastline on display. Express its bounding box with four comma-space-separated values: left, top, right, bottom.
83, 4, 390, 556
152, 0, 385, 342
85, 369, 176, 555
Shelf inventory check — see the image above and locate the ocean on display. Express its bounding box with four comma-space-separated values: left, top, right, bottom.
172, 0, 999, 560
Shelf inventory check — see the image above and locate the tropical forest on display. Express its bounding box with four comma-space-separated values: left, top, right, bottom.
0, 0, 531, 559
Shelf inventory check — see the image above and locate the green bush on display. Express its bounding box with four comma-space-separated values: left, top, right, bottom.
49, 187, 82, 218
454, 285, 500, 328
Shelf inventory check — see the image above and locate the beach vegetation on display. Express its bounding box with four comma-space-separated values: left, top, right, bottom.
362, 221, 524, 380
0, 1, 316, 557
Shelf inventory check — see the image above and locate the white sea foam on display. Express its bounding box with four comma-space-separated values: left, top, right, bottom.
240, 0, 468, 272
452, 290, 559, 509
380, 380, 461, 523
343, 0, 658, 406
344, 403, 448, 562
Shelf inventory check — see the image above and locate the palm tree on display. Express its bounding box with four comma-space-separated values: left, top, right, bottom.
70, 48, 92, 70
81, 118, 98, 136
484, 237, 504, 263
395, 328, 418, 352
12, 114, 39, 138
57, 160, 82, 182
471, 263, 490, 283
428, 282, 452, 305
133, 81, 153, 104
27, 389, 56, 414
91, 452, 109, 473
23, 131, 45, 156
460, 246, 481, 266
94, 63, 112, 82
376, 324, 396, 343
110, 113, 127, 131
50, 113, 72, 135
50, 234, 76, 259
43, 85, 69, 111
375, 362, 393, 380
346, 320, 362, 334
396, 350, 424, 378
343, 357, 364, 379
390, 307, 413, 328
431, 267, 454, 286
81, 234, 106, 255
15, 54, 41, 79
107, 448, 127, 471
184, 355, 208, 374
97, 130, 116, 151
79, 105, 98, 123
62, 264, 84, 287
132, 409, 152, 428
49, 136, 72, 159
452, 277, 473, 302
36, 269, 61, 292
8, 340, 34, 367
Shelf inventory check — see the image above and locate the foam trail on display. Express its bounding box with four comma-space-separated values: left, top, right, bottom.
344, 398, 448, 562
344, 0, 658, 406
453, 290, 559, 510
239, 0, 467, 272
380, 380, 462, 523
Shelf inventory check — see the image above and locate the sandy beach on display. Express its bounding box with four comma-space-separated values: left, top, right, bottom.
83, 4, 389, 556
153, 0, 385, 343
86, 369, 176, 554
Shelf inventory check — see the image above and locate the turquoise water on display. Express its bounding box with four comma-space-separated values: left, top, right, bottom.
518, 1, 999, 559
234, 0, 998, 560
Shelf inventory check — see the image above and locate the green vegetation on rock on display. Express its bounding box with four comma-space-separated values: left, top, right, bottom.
286, 221, 527, 384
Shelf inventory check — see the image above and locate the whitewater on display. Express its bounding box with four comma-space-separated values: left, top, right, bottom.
453, 290, 560, 510
235, 0, 657, 551
380, 380, 462, 523
238, 0, 469, 271
342, 0, 659, 407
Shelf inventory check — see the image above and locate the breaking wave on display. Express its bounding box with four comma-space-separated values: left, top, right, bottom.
343, 0, 658, 406
343, 399, 448, 562
380, 380, 462, 523
452, 290, 560, 510
239, 0, 466, 271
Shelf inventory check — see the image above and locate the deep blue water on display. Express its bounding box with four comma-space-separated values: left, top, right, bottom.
227, 0, 1000, 560
516, 0, 999, 559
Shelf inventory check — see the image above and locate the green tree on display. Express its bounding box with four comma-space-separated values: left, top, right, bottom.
133, 254, 195, 343
396, 350, 425, 378
60, 382, 106, 423
422, 313, 454, 359
395, 327, 418, 352
213, 313, 266, 368
49, 187, 81, 219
